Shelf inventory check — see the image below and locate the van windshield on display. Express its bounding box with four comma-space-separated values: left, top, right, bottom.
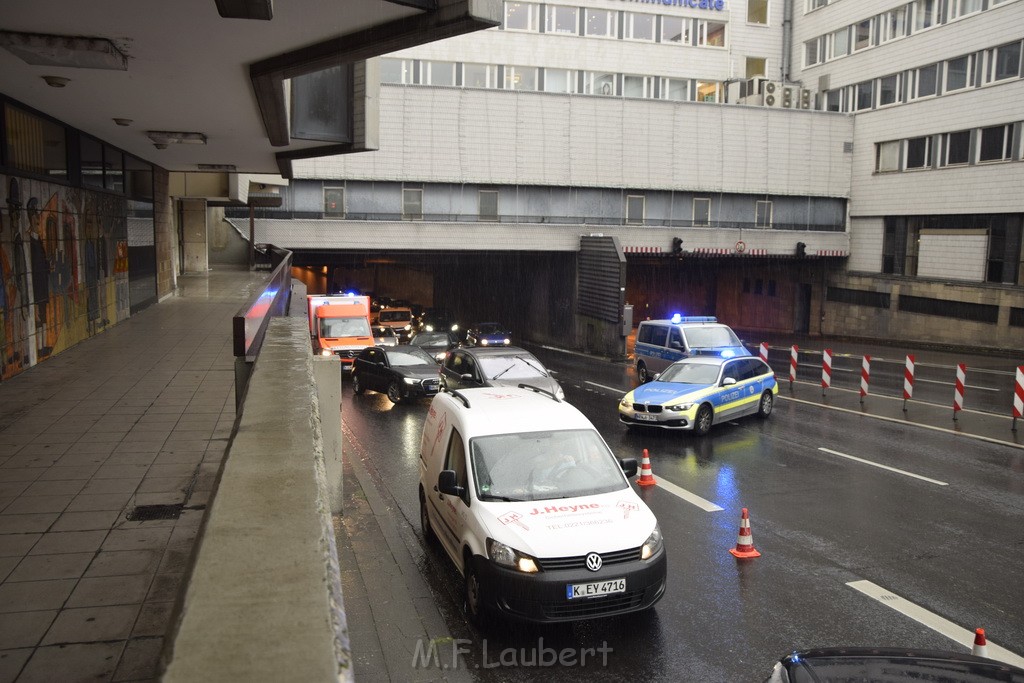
682, 326, 742, 349
470, 429, 627, 501
321, 317, 370, 338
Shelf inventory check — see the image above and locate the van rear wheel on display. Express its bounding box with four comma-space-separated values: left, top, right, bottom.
637, 363, 650, 384
758, 391, 774, 418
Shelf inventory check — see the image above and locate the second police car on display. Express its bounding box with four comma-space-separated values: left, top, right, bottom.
618, 355, 778, 435
633, 315, 750, 384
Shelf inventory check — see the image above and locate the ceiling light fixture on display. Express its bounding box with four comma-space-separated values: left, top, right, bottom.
197, 164, 237, 171
146, 131, 208, 147
0, 31, 127, 71
41, 75, 70, 88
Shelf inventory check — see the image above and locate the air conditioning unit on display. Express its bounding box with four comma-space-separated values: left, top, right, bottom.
726, 80, 743, 103
762, 81, 783, 107
800, 88, 813, 109
746, 76, 768, 97
782, 86, 795, 108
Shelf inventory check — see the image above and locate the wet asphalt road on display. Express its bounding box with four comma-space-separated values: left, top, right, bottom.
339, 345, 1024, 682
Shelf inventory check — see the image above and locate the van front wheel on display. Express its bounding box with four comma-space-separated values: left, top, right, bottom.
464, 552, 485, 626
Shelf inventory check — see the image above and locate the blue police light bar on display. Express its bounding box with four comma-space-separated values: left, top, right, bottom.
721, 349, 735, 358
670, 314, 718, 324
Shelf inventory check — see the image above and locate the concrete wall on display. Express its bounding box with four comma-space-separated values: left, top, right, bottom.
208, 210, 250, 266
163, 318, 351, 682
155, 168, 177, 298
181, 199, 209, 273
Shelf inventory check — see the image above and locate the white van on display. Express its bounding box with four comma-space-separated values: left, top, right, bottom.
418, 386, 666, 624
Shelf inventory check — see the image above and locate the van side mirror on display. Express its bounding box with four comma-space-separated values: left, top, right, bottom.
619, 458, 638, 478
438, 470, 464, 498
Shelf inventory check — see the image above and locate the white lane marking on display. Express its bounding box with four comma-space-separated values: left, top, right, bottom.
651, 477, 724, 512
818, 447, 948, 486
780, 395, 1024, 451
586, 380, 627, 394
915, 377, 998, 392
847, 580, 1024, 668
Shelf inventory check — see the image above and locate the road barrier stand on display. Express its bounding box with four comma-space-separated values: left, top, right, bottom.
1013, 366, 1023, 432
859, 355, 871, 404
822, 349, 833, 396
728, 508, 761, 559
789, 345, 798, 388
758, 342, 769, 364
953, 364, 966, 421
903, 354, 915, 412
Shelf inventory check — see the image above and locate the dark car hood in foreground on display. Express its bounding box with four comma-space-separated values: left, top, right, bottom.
394, 366, 442, 381
767, 647, 1024, 683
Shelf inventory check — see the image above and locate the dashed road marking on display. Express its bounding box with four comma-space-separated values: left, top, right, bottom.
847, 580, 1024, 668
586, 380, 626, 394
818, 447, 948, 486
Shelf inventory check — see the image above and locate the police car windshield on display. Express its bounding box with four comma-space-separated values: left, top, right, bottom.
470, 429, 627, 502
659, 362, 721, 385
682, 326, 742, 348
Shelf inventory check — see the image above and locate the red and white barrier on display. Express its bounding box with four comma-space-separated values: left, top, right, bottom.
821, 349, 832, 392
1013, 366, 1023, 431
789, 345, 798, 385
953, 364, 966, 419
758, 342, 768, 364
902, 354, 915, 411
859, 355, 871, 400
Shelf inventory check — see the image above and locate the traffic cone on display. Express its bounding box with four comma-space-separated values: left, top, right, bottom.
972, 628, 988, 658
637, 449, 657, 487
728, 508, 761, 559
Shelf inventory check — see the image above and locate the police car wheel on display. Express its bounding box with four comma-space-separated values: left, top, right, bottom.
758, 391, 773, 418
637, 363, 650, 384
387, 381, 402, 404
694, 404, 713, 436
352, 373, 365, 395
464, 552, 485, 625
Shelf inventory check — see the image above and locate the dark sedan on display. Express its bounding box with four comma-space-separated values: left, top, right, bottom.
409, 331, 459, 363
351, 346, 440, 403
465, 322, 510, 347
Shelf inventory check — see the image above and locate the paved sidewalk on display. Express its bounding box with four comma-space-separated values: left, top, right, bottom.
0, 267, 264, 682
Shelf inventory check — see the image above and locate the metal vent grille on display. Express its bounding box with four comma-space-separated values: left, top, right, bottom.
127, 504, 183, 521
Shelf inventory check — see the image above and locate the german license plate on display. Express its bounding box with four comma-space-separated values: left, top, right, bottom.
566, 578, 626, 599
634, 413, 658, 422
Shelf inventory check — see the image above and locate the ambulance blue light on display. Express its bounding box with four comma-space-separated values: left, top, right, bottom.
345, 290, 358, 297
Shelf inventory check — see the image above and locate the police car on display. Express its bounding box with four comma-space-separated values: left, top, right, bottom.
618, 355, 777, 435
419, 387, 666, 624
634, 315, 750, 384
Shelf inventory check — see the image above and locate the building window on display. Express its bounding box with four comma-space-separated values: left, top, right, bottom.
505, 66, 538, 91
746, 57, 767, 79
914, 64, 939, 98
805, 39, 821, 66
504, 2, 540, 31
693, 198, 711, 226
379, 58, 411, 84
952, 0, 982, 18
544, 68, 576, 93
978, 124, 1012, 162
831, 26, 850, 58
906, 136, 932, 169
584, 8, 616, 37
324, 187, 345, 216
855, 81, 874, 110
545, 5, 578, 34
4, 103, 68, 179
876, 141, 900, 172
808, 0, 828, 10
623, 74, 655, 98
624, 12, 655, 41
626, 195, 645, 224
881, 7, 907, 43
699, 21, 727, 47
661, 77, 689, 101
748, 0, 769, 24
990, 42, 1022, 82
584, 71, 616, 96
854, 19, 873, 51
423, 61, 456, 86
755, 200, 773, 227
402, 188, 423, 220
463, 63, 498, 89
879, 74, 900, 106
914, 0, 939, 31
662, 16, 690, 44
696, 81, 720, 102
946, 55, 972, 91
941, 131, 971, 166
479, 191, 498, 221
825, 89, 843, 112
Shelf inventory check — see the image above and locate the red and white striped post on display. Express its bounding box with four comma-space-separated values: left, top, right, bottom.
953, 364, 966, 420
758, 342, 769, 364
903, 354, 915, 412
859, 355, 871, 403
789, 345, 799, 387
1012, 366, 1023, 432
822, 349, 832, 395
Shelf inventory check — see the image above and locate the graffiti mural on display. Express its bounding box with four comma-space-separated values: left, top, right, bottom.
1, 174, 130, 381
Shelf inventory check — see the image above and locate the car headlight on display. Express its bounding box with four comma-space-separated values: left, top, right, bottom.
555, 386, 565, 401
403, 377, 418, 385
502, 338, 510, 345
321, 349, 333, 357
404, 324, 412, 331
487, 538, 539, 573
666, 403, 694, 412
641, 525, 663, 560
434, 352, 446, 361
620, 396, 632, 408
425, 324, 434, 332
451, 324, 459, 332
480, 339, 489, 346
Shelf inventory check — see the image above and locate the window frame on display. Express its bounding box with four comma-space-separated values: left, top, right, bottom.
478, 190, 499, 221
503, 1, 540, 32
988, 41, 1022, 83
543, 68, 577, 94
402, 187, 423, 221
584, 71, 617, 96
463, 63, 499, 89
905, 136, 933, 170
941, 130, 971, 167
626, 195, 646, 225
504, 65, 538, 91
878, 73, 901, 106
660, 77, 690, 101
747, 0, 769, 25
698, 20, 727, 48
624, 11, 656, 41
545, 4, 578, 35
693, 198, 711, 226
661, 15, 691, 45
755, 200, 773, 228
876, 140, 901, 172
945, 54, 973, 92
324, 186, 345, 217
584, 8, 617, 38
978, 124, 1012, 162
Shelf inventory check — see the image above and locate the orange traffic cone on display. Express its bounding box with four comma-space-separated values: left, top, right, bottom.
637, 449, 657, 487
728, 508, 761, 559
972, 628, 988, 658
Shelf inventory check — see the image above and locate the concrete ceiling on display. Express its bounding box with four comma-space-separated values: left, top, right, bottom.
0, 0, 498, 175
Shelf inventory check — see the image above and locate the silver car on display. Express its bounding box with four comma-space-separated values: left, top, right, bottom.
439, 346, 564, 400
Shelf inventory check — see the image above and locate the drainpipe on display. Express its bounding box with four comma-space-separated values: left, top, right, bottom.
782, 0, 793, 82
